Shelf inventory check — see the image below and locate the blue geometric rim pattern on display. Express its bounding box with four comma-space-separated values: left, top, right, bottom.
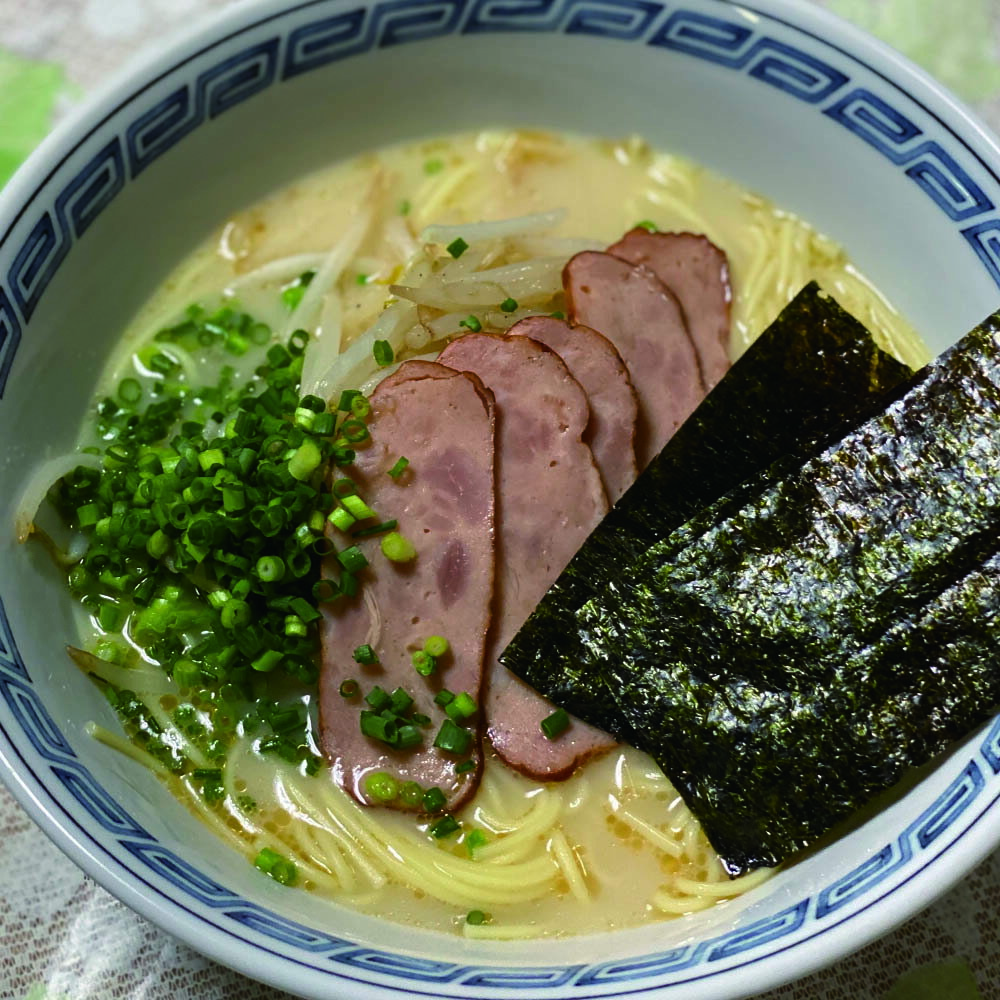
3, 0, 1000, 994
3, 0, 1000, 401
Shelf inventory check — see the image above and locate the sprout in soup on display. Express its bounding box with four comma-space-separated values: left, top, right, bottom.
28, 130, 924, 937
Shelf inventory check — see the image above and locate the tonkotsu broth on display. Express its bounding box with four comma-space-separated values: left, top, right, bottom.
76, 130, 927, 938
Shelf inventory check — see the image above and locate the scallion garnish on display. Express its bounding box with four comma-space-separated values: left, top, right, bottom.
412, 650, 436, 677
430, 814, 460, 838
381, 531, 416, 562
423, 635, 449, 658
434, 718, 473, 755
540, 707, 570, 740
254, 847, 298, 885
353, 644, 378, 665
459, 315, 482, 333
447, 237, 468, 259
363, 770, 400, 802
373, 339, 394, 366
465, 829, 488, 856
387, 456, 409, 479
422, 786, 446, 812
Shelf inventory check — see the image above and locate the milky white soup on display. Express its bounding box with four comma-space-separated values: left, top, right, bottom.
64, 130, 926, 939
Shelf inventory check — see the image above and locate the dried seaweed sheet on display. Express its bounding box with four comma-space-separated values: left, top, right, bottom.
550, 308, 1000, 874
501, 284, 913, 733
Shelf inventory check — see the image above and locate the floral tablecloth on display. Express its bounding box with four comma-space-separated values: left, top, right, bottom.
3, 1, 1000, 998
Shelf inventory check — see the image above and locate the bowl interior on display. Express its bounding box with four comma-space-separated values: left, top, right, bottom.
3, 0, 1000, 997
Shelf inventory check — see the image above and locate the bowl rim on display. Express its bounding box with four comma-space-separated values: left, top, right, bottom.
4, 1, 1000, 998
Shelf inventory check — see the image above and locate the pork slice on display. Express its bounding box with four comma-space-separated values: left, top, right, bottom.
318, 361, 496, 812
564, 251, 705, 469
509, 316, 639, 503
609, 229, 732, 390
437, 333, 617, 780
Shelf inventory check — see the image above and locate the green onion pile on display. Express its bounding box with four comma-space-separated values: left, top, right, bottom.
50, 303, 365, 784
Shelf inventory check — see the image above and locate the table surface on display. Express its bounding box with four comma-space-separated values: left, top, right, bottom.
3, 1, 1000, 998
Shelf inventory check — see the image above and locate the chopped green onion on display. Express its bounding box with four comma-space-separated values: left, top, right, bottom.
446, 691, 477, 720
356, 273, 369, 285
635, 219, 658, 232
430, 814, 460, 838
434, 689, 455, 707
252, 649, 283, 673
118, 377, 142, 405
365, 685, 391, 711
373, 340, 394, 366
465, 909, 490, 924
340, 418, 370, 444
337, 545, 368, 573
288, 438, 322, 480
499, 297, 518, 313
255, 555, 285, 582
339, 678, 360, 698
424, 158, 444, 175
341, 494, 376, 520
434, 718, 472, 755
465, 829, 489, 856
459, 315, 482, 333
284, 614, 307, 637
423, 635, 449, 657
329, 506, 356, 531
412, 650, 436, 676
455, 759, 476, 774
353, 644, 378, 665
360, 710, 397, 744
364, 771, 400, 802
387, 456, 409, 479
549, 310, 566, 320
173, 659, 201, 688
381, 531, 416, 562
422, 786, 446, 812
220, 599, 250, 629
351, 519, 398, 539
390, 686, 414, 714
337, 390, 362, 413
396, 724, 422, 749
311, 411, 335, 435
400, 780, 423, 807
540, 707, 570, 740
446, 237, 468, 259
254, 847, 298, 886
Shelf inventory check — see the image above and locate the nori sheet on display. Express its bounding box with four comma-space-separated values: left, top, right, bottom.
501, 284, 914, 734
541, 307, 1000, 874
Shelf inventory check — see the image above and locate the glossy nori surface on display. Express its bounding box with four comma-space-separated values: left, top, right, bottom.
502, 284, 913, 734
525, 307, 1000, 874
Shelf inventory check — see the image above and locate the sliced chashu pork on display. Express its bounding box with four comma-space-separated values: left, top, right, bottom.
318, 361, 496, 812
564, 252, 705, 469
509, 316, 638, 503
609, 229, 732, 391
437, 333, 617, 780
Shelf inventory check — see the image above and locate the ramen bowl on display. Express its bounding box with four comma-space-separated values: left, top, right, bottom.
3, 0, 1000, 997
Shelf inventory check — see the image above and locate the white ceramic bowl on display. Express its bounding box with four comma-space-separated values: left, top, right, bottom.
3, 1, 1000, 997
